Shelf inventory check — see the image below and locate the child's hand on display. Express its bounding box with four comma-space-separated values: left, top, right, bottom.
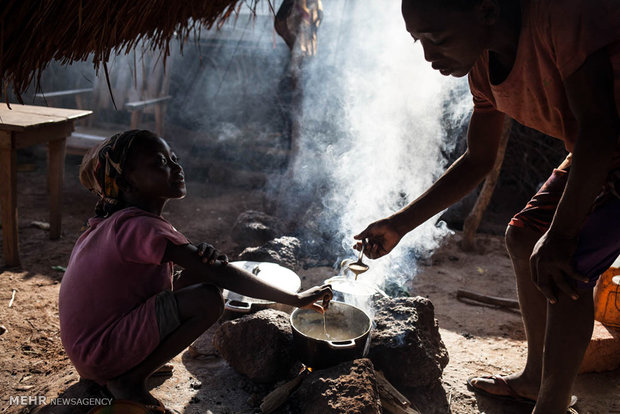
297, 284, 333, 314
196, 242, 228, 265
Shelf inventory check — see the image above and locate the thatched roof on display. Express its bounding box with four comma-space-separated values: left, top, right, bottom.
1, 0, 265, 100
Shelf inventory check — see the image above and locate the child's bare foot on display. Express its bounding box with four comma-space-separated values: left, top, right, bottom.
106, 377, 160, 406
468, 373, 540, 403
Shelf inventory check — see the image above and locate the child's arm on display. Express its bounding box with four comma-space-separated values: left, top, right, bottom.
164, 242, 332, 312
530, 48, 620, 303
356, 108, 506, 258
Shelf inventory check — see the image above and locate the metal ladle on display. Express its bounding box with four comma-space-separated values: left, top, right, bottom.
347, 239, 369, 280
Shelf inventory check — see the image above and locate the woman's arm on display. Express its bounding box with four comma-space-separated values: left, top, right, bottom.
163, 242, 332, 311
357, 108, 506, 258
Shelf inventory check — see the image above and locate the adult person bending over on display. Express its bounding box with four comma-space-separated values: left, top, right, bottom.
355, 0, 619, 413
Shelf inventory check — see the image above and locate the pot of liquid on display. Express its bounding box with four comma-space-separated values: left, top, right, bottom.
290, 301, 372, 369
222, 261, 301, 318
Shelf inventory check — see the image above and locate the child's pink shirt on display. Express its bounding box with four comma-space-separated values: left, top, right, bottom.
59, 207, 189, 382
468, 0, 620, 153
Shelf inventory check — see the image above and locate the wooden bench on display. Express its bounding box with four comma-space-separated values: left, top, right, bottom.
125, 95, 172, 136
34, 93, 171, 155
64, 129, 109, 155
33, 47, 173, 155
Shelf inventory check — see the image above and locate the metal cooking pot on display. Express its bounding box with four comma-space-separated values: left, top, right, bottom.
290, 301, 372, 369
222, 261, 301, 318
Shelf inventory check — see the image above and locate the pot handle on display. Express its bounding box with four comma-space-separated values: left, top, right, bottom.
327, 340, 356, 349
225, 299, 252, 313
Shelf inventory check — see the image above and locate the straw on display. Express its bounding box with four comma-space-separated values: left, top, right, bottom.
0, 0, 264, 100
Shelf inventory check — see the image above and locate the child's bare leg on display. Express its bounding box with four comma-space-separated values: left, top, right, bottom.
107, 283, 223, 404
470, 225, 546, 400
534, 289, 593, 413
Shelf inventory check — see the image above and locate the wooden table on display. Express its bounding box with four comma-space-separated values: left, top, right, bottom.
0, 104, 92, 267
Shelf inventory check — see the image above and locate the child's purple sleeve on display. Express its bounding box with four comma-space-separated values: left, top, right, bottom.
116, 215, 189, 265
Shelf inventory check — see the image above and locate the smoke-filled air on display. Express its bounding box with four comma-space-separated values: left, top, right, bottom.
30, 0, 473, 294
274, 0, 471, 290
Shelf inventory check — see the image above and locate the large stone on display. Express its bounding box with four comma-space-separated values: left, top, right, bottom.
280, 359, 382, 414
579, 321, 620, 373
232, 210, 284, 247
238, 236, 301, 269
212, 309, 296, 383
187, 322, 221, 359
369, 297, 449, 388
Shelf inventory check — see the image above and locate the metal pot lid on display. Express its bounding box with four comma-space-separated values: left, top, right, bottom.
223, 261, 302, 305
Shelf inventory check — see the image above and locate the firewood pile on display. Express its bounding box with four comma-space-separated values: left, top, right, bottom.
260, 364, 422, 414
210, 296, 449, 413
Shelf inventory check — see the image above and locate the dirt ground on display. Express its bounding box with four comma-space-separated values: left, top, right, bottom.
0, 149, 619, 414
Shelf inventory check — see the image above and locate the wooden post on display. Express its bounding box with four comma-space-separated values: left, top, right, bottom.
48, 136, 67, 240
130, 110, 141, 130
0, 132, 20, 266
461, 117, 512, 251
154, 104, 164, 136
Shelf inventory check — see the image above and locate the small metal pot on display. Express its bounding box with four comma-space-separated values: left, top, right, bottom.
323, 276, 388, 311
290, 301, 372, 369
324, 276, 378, 302
222, 261, 301, 319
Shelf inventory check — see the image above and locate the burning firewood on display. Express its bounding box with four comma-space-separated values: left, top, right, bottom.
375, 370, 421, 414
260, 366, 422, 414
260, 366, 309, 414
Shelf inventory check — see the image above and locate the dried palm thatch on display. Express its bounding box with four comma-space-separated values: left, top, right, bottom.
0, 0, 269, 100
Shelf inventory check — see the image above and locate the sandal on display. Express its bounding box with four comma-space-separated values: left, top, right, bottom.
467, 375, 578, 407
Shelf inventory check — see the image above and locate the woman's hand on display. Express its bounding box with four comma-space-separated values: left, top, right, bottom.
529, 230, 589, 304
354, 218, 403, 259
195, 242, 228, 265
296, 284, 333, 313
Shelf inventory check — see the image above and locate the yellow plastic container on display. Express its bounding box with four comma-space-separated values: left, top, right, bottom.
593, 267, 620, 328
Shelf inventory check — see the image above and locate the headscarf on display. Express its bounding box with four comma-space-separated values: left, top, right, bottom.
79, 130, 143, 217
